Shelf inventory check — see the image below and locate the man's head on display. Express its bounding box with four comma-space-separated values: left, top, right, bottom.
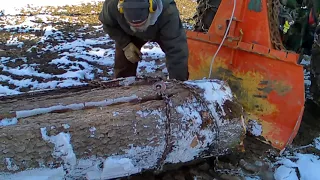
120, 0, 157, 29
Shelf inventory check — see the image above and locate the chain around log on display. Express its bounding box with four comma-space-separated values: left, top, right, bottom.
151, 78, 222, 170
152, 80, 174, 171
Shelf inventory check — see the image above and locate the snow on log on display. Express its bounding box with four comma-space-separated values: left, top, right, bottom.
0, 77, 246, 179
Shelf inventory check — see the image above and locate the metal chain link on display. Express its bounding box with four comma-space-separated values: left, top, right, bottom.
154, 79, 221, 170
155, 84, 174, 171
193, 0, 221, 32
89, 77, 221, 169
267, 0, 286, 50
160, 96, 173, 170
193, 0, 286, 51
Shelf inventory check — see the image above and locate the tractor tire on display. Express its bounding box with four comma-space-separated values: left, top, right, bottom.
310, 27, 320, 105
192, 0, 222, 32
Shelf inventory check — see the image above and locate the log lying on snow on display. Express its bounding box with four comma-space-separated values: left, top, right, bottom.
0, 77, 246, 179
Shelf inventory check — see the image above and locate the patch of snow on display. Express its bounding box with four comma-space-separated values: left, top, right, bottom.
300, 57, 310, 66
1, 156, 108, 179
274, 165, 299, 180
123, 143, 166, 170
6, 36, 24, 48
16, 103, 85, 118
40, 127, 77, 170
1, 17, 43, 33
0, 96, 141, 126
166, 97, 217, 163
137, 60, 158, 74
89, 127, 96, 138
64, 143, 168, 179
113, 111, 120, 116
136, 109, 166, 127
245, 177, 261, 180
0, 74, 88, 94
119, 77, 136, 86
274, 153, 320, 180
45, 37, 115, 66
176, 102, 203, 126
0, 85, 20, 96
0, 167, 66, 180
5, 158, 19, 171
5, 95, 137, 120
162, 67, 168, 74
141, 43, 165, 59
0, 118, 18, 126
183, 23, 193, 30
184, 79, 234, 126
55, 79, 86, 88
84, 95, 138, 107
314, 137, 320, 150
1, 74, 36, 88
0, 57, 11, 63
247, 119, 263, 136
305, 79, 311, 86
0, 65, 53, 79
62, 124, 70, 129
136, 110, 150, 118
100, 157, 140, 179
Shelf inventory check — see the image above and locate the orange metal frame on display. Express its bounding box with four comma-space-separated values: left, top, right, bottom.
186, 0, 305, 151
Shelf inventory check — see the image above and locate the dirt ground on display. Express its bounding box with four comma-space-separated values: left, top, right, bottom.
292, 100, 320, 156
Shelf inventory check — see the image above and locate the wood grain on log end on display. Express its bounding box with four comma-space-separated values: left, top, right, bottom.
0, 77, 246, 179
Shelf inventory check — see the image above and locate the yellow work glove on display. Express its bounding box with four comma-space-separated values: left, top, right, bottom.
123, 42, 142, 63
283, 20, 290, 34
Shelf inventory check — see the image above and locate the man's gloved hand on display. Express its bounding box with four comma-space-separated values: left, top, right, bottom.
123, 42, 142, 63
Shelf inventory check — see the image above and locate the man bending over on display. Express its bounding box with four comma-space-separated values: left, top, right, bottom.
99, 0, 189, 81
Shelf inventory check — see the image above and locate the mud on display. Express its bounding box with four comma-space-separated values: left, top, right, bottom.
290, 99, 320, 156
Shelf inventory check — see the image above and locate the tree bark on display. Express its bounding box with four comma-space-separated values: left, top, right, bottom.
0, 77, 246, 179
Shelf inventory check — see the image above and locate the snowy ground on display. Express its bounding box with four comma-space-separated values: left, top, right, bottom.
0, 1, 320, 180
0, 0, 167, 97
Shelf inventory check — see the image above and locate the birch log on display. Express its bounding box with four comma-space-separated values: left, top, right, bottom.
0, 77, 246, 179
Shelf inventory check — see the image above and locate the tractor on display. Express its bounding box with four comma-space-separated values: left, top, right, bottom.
185, 0, 320, 152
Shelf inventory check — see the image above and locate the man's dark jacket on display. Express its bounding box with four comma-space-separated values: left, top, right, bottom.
98, 0, 189, 81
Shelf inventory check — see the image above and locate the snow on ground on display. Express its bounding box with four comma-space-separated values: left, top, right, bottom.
1, 0, 105, 15
301, 56, 312, 99
0, 1, 166, 97
274, 153, 320, 180
0, 1, 166, 179
0, 1, 320, 180
271, 58, 320, 180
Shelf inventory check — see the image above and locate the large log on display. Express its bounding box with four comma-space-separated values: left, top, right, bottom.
0, 77, 246, 179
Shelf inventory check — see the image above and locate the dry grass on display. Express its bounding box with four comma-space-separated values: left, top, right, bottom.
176, 0, 198, 23
16, 0, 197, 25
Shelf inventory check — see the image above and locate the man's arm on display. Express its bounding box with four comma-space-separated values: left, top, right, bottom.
157, 2, 189, 81
98, 0, 131, 49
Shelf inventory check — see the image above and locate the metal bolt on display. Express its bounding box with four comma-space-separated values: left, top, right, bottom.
218, 25, 222, 30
